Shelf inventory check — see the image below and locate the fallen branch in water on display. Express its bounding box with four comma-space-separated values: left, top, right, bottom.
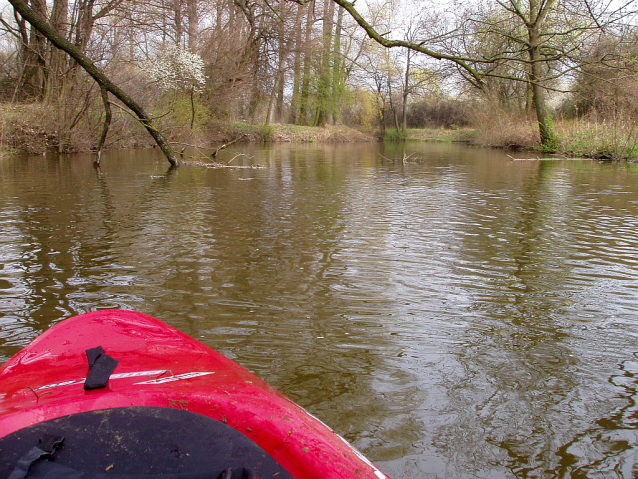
227, 153, 253, 164
161, 142, 261, 168
378, 153, 422, 163
211, 134, 247, 158
177, 160, 265, 169
171, 142, 214, 162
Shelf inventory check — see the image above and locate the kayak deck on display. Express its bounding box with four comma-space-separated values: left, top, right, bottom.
0, 406, 293, 478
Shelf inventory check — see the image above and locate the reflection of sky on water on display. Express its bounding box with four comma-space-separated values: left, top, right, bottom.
1, 146, 638, 478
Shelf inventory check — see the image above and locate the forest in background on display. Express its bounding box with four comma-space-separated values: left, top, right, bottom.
0, 0, 637, 160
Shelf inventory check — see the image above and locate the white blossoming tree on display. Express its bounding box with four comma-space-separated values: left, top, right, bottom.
147, 44, 206, 94
146, 44, 206, 152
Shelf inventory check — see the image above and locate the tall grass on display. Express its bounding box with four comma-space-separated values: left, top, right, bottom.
0, 102, 156, 154
471, 104, 638, 159
556, 115, 638, 160
471, 108, 540, 149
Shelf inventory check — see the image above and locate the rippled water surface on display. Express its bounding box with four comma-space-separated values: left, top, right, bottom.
2, 143, 638, 478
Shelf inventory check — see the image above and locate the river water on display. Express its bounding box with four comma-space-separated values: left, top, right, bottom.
1, 142, 638, 478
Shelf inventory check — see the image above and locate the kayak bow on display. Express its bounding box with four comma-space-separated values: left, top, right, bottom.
0, 310, 388, 479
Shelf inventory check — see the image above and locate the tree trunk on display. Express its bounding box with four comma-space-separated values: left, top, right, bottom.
265, 83, 275, 126
401, 48, 411, 136
274, 12, 288, 122
315, 0, 334, 126
9, 0, 179, 166
173, 0, 183, 45
21, 0, 47, 99
95, 85, 111, 166
46, 0, 68, 101
289, 3, 305, 124
376, 81, 386, 138
266, 17, 287, 126
331, 5, 344, 125
299, 0, 314, 125
74, 0, 96, 53
528, 27, 555, 150
385, 50, 399, 132
187, 0, 198, 51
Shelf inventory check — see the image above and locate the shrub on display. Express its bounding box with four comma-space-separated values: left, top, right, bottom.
383, 128, 406, 141
470, 105, 540, 149
406, 98, 471, 129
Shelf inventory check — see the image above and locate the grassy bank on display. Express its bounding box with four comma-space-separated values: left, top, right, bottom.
203, 119, 375, 144
470, 110, 638, 160
555, 118, 638, 159
3, 103, 635, 160
0, 104, 375, 155
0, 103, 152, 154
405, 128, 476, 143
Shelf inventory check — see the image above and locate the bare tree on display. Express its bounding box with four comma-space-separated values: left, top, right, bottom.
327, 0, 636, 149
8, 0, 179, 165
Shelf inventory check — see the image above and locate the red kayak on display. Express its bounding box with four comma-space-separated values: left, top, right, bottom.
0, 310, 388, 479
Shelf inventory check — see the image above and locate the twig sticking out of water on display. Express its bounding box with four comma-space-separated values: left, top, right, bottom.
379, 153, 423, 163
402, 153, 419, 163
211, 134, 247, 158
167, 143, 262, 168
172, 142, 216, 162
227, 153, 252, 164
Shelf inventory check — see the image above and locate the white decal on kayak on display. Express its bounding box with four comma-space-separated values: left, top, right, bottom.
35, 379, 83, 390
34, 370, 175, 390
134, 372, 215, 385
112, 370, 167, 379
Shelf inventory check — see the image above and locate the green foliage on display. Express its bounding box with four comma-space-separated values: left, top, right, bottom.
538, 140, 558, 154
169, 94, 207, 129
383, 128, 406, 142
539, 116, 559, 153
556, 117, 638, 160
260, 123, 274, 143
340, 87, 378, 131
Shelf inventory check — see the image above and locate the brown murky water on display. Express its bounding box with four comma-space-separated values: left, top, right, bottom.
2, 143, 638, 478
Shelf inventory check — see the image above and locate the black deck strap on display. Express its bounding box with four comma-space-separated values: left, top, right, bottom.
84, 347, 119, 391
242, 469, 258, 479
8, 434, 64, 479
85, 346, 104, 369
216, 469, 259, 479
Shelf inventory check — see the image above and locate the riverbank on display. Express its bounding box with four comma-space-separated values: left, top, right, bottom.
0, 104, 375, 155
405, 128, 476, 143
203, 119, 376, 144
1, 103, 635, 160
469, 112, 638, 160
